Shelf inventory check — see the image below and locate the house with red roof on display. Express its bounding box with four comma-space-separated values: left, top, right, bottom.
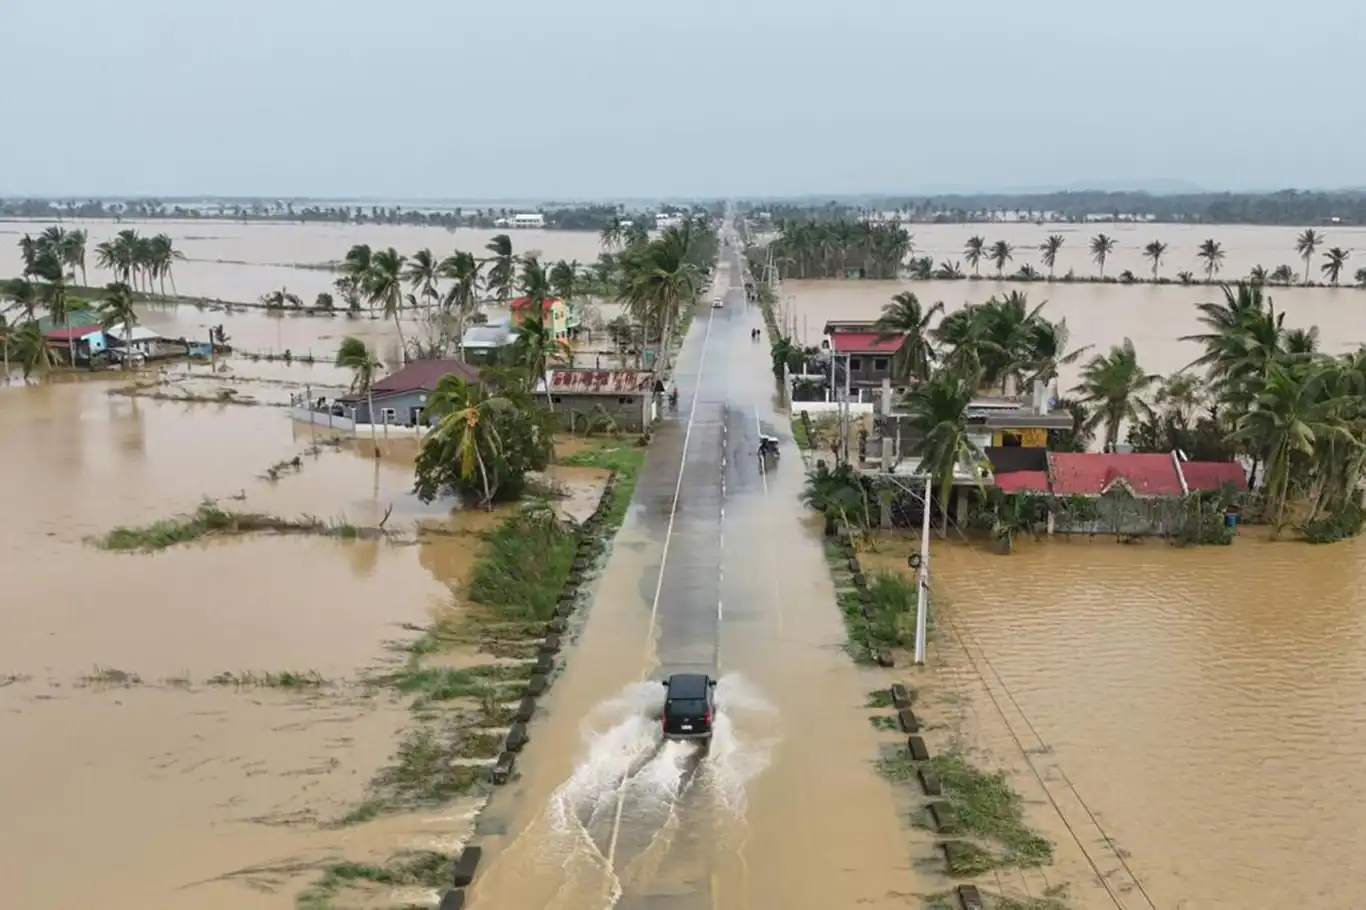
821, 320, 909, 401
43, 325, 107, 365
509, 296, 570, 339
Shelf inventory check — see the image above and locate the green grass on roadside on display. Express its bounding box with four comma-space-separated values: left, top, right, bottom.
790, 415, 811, 450
296, 851, 451, 910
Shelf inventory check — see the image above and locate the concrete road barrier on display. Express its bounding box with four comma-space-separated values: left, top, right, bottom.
917, 767, 942, 796
907, 735, 930, 761
489, 751, 516, 785
545, 617, 567, 634
876, 649, 895, 668
927, 801, 956, 832
534, 654, 555, 675
889, 683, 914, 709
514, 697, 536, 723
505, 722, 529, 752
540, 634, 562, 654
897, 709, 920, 733
526, 674, 548, 697
956, 884, 984, 910
451, 845, 483, 886
437, 889, 466, 910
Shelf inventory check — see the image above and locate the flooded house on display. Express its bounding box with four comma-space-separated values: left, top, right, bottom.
538, 369, 657, 433
337, 359, 480, 427
43, 325, 106, 365
459, 319, 518, 366
821, 319, 908, 402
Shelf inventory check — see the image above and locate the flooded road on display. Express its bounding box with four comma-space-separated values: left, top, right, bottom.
467, 249, 933, 909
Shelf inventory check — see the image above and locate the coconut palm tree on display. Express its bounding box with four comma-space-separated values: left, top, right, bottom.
512, 256, 571, 402
422, 373, 515, 507
98, 282, 139, 370
18, 234, 38, 275
341, 243, 374, 289
402, 248, 440, 306
2, 278, 39, 321
615, 225, 701, 370
1248, 265, 1268, 284
988, 240, 1013, 278
335, 336, 383, 450
1271, 264, 1296, 285
1039, 235, 1064, 279
147, 234, 184, 295
1143, 240, 1168, 280
871, 291, 943, 384
1295, 229, 1323, 285
438, 250, 483, 353
1070, 338, 1158, 451
62, 229, 88, 285
1196, 239, 1225, 281
1320, 247, 1350, 285
260, 287, 303, 309
365, 247, 408, 360
484, 234, 517, 303
901, 372, 986, 533
1025, 316, 1090, 387
599, 214, 625, 250
960, 236, 984, 277
0, 313, 13, 383
1089, 234, 1117, 279
9, 322, 59, 379
30, 249, 71, 327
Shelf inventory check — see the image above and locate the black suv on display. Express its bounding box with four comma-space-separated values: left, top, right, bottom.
660, 673, 717, 742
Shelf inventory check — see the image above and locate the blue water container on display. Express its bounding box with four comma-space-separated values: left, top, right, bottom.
1224, 513, 1239, 528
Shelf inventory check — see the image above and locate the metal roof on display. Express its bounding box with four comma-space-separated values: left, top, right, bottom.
549, 369, 654, 394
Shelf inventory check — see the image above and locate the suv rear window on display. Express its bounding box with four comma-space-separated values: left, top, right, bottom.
666, 698, 707, 717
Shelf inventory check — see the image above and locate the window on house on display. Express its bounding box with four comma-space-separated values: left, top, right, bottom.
551, 396, 562, 404
1001, 431, 1023, 448
380, 408, 396, 424
849, 357, 863, 371
873, 357, 889, 371
617, 397, 634, 406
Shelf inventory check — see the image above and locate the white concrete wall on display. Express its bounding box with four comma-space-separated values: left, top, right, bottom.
290, 408, 356, 432
792, 401, 875, 416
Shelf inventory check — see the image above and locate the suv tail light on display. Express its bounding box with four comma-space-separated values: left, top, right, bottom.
704, 710, 712, 726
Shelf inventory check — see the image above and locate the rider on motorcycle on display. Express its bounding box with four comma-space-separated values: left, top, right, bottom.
668, 387, 679, 409
759, 434, 780, 457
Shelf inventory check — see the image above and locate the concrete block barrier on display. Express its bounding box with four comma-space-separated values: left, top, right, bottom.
451, 844, 483, 886
514, 697, 536, 723
489, 751, 516, 785
437, 889, 466, 910
533, 654, 555, 675
554, 599, 576, 618
889, 683, 914, 709
875, 649, 895, 668
917, 768, 942, 796
927, 801, 956, 832
956, 884, 984, 910
526, 674, 548, 697
545, 617, 567, 634
540, 634, 562, 654
897, 709, 920, 733
851, 570, 867, 589
906, 735, 930, 761
571, 557, 588, 571
940, 841, 970, 876
847, 557, 860, 572
505, 722, 529, 752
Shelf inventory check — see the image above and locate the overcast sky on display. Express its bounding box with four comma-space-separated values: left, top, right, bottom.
2, 0, 1363, 199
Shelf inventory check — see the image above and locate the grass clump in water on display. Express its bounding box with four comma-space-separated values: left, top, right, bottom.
379, 663, 532, 705
207, 670, 327, 690
335, 726, 488, 826
92, 499, 363, 552
296, 851, 450, 910
831, 560, 917, 662
79, 666, 142, 687
466, 505, 577, 622
880, 750, 1053, 872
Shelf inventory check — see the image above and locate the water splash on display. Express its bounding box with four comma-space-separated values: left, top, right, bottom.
704, 673, 778, 815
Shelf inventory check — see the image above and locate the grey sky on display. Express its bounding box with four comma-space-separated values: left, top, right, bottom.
3, 0, 1363, 199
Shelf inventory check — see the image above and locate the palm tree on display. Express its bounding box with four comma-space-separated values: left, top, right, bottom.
30, 250, 70, 326
963, 236, 986, 277
1089, 234, 1116, 279
260, 287, 303, 309
1143, 240, 1168, 280
599, 214, 625, 250
1355, 267, 1366, 288
1295, 229, 1323, 285
438, 250, 483, 354
901, 373, 986, 533
512, 257, 571, 401
2, 278, 40, 321
9, 322, 59, 379
1196, 239, 1225, 281
484, 234, 517, 303
615, 225, 701, 371
341, 243, 374, 288
98, 282, 139, 369
402, 248, 440, 306
1248, 265, 1268, 284
335, 336, 383, 450
365, 247, 408, 360
147, 234, 183, 295
0, 313, 12, 383
422, 373, 515, 507
872, 291, 943, 383
1320, 247, 1350, 285
1271, 264, 1296, 285
988, 240, 1013, 278
1039, 235, 1063, 279
62, 229, 88, 285
1070, 338, 1158, 451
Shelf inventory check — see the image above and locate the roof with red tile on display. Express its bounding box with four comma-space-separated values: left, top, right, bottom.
994, 470, 1050, 493
1179, 461, 1249, 493
509, 296, 563, 311
1047, 452, 1184, 497
829, 332, 907, 354
550, 369, 654, 394
44, 325, 104, 341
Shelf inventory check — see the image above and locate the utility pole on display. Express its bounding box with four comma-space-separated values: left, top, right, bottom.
913, 473, 931, 665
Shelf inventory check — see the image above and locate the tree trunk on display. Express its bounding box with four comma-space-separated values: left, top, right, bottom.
367, 386, 378, 455
392, 311, 407, 366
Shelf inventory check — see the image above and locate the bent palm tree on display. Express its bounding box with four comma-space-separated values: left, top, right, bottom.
422, 374, 514, 507
98, 282, 139, 370
484, 234, 517, 304
1070, 338, 1158, 451
335, 336, 383, 450
1039, 235, 1063, 278
1321, 247, 1350, 285
365, 247, 408, 361
964, 236, 986, 277
1143, 240, 1167, 280
988, 240, 1013, 278
1295, 229, 1323, 285
901, 373, 985, 533
1196, 239, 1225, 281
10, 323, 59, 379
513, 257, 571, 402
872, 291, 943, 383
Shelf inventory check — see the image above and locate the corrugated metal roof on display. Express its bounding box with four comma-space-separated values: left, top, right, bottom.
549, 369, 654, 394
1179, 461, 1249, 493
829, 332, 906, 354
371, 359, 479, 394
995, 470, 1050, 493
1048, 452, 1184, 497
43, 325, 104, 340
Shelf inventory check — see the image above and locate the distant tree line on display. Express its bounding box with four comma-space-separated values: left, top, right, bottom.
0, 198, 714, 233
737, 190, 1366, 226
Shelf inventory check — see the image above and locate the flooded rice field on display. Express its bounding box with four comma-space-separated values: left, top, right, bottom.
865, 532, 1366, 910
6, 221, 1366, 908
